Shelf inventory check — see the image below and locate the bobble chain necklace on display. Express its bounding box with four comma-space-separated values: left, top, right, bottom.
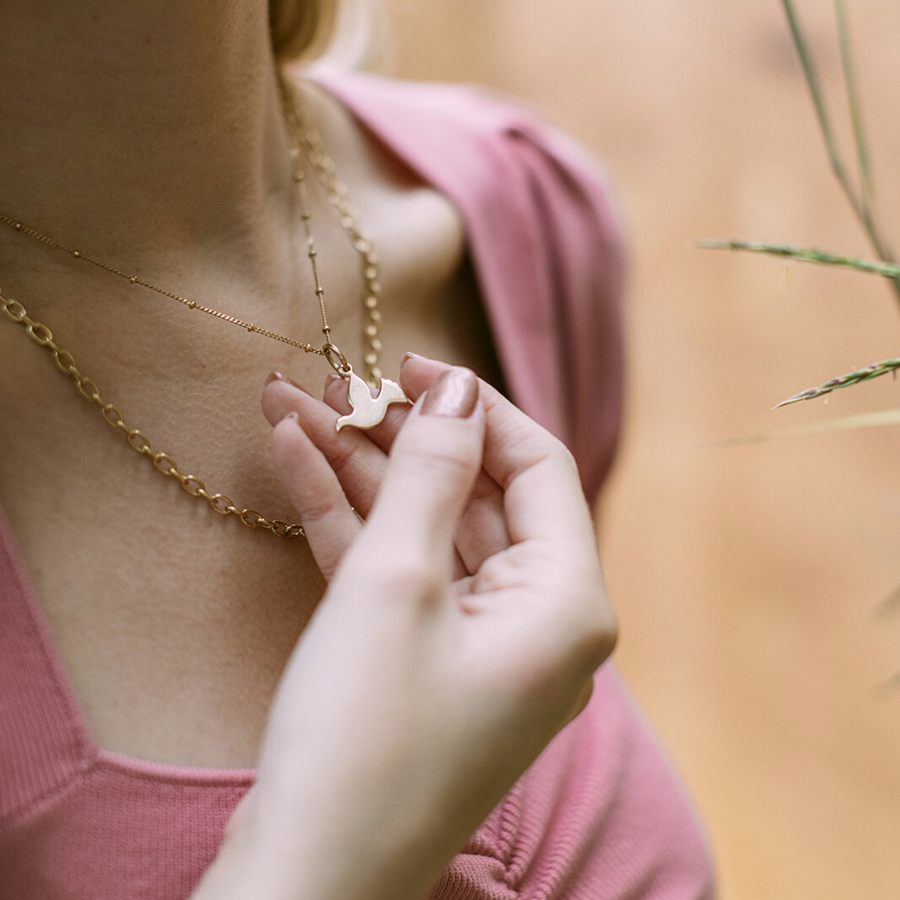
0, 72, 409, 539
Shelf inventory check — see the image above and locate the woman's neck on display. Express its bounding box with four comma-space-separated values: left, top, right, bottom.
0, 0, 294, 263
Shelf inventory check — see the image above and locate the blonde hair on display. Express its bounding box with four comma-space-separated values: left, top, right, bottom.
269, 0, 340, 61
270, 0, 381, 69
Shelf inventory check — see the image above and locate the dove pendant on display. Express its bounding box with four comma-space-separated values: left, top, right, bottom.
335, 367, 410, 431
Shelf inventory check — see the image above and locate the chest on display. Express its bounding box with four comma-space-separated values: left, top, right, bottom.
0, 178, 502, 772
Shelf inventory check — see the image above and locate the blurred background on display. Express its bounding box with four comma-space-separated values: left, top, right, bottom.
374, 0, 900, 897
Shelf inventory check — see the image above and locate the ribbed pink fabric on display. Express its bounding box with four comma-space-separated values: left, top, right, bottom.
0, 72, 715, 899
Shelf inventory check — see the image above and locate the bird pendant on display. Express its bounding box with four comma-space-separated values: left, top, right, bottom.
335, 368, 410, 431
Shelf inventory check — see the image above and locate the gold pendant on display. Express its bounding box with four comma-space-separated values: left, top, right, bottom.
336, 368, 410, 431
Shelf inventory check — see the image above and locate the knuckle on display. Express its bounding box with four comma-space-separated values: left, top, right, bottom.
422, 438, 476, 475
552, 442, 580, 481
403, 443, 476, 492
327, 433, 365, 478
524, 431, 577, 473
573, 587, 618, 668
534, 583, 618, 674
296, 492, 346, 527
471, 559, 508, 595
404, 417, 478, 468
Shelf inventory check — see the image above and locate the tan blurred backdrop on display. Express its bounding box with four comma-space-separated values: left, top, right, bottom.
376, 1, 900, 898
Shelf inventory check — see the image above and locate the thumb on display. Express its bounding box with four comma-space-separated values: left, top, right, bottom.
362, 367, 484, 568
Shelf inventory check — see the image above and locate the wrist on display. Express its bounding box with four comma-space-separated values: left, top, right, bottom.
190, 791, 314, 900
193, 787, 448, 900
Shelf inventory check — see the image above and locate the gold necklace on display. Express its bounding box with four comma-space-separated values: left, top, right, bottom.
0, 75, 407, 538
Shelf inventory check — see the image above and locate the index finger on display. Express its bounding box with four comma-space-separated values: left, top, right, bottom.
362, 367, 485, 567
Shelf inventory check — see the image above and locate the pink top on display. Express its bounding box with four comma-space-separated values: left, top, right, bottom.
0, 72, 715, 899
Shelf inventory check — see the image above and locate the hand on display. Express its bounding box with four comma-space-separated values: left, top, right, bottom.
259, 356, 511, 583
195, 359, 616, 900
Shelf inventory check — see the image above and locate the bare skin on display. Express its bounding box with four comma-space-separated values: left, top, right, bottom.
193, 359, 615, 900
0, 1, 500, 768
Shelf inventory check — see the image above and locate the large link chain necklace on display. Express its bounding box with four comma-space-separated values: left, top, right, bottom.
0, 73, 407, 539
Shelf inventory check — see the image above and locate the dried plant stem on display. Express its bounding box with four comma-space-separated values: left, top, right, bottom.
780, 0, 850, 208
709, 407, 900, 445
699, 240, 900, 409
775, 357, 900, 408
701, 8, 900, 413
697, 240, 900, 281
780, 0, 900, 307
835, 0, 875, 219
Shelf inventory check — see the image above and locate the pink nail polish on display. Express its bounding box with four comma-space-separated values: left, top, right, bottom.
265, 371, 307, 392
421, 368, 478, 418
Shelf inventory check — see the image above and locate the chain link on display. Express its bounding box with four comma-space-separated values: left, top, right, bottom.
0, 290, 306, 539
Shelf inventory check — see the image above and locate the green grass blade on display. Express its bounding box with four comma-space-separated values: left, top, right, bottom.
697, 239, 900, 280
835, 0, 874, 213
834, 0, 874, 209
780, 0, 863, 221
833, 0, 898, 270
776, 358, 900, 407
781, 0, 900, 308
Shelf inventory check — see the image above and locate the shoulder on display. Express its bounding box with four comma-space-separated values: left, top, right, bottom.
324, 70, 628, 285
308, 68, 627, 499
307, 68, 616, 206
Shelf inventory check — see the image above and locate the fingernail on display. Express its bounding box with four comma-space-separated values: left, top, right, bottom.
421, 368, 478, 418
266, 371, 306, 392
279, 411, 299, 425
401, 351, 424, 366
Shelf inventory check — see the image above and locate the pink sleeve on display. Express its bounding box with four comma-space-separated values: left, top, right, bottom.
475, 108, 628, 501
425, 668, 715, 900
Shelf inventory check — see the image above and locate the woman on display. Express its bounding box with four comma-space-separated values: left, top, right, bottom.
0, 1, 714, 897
